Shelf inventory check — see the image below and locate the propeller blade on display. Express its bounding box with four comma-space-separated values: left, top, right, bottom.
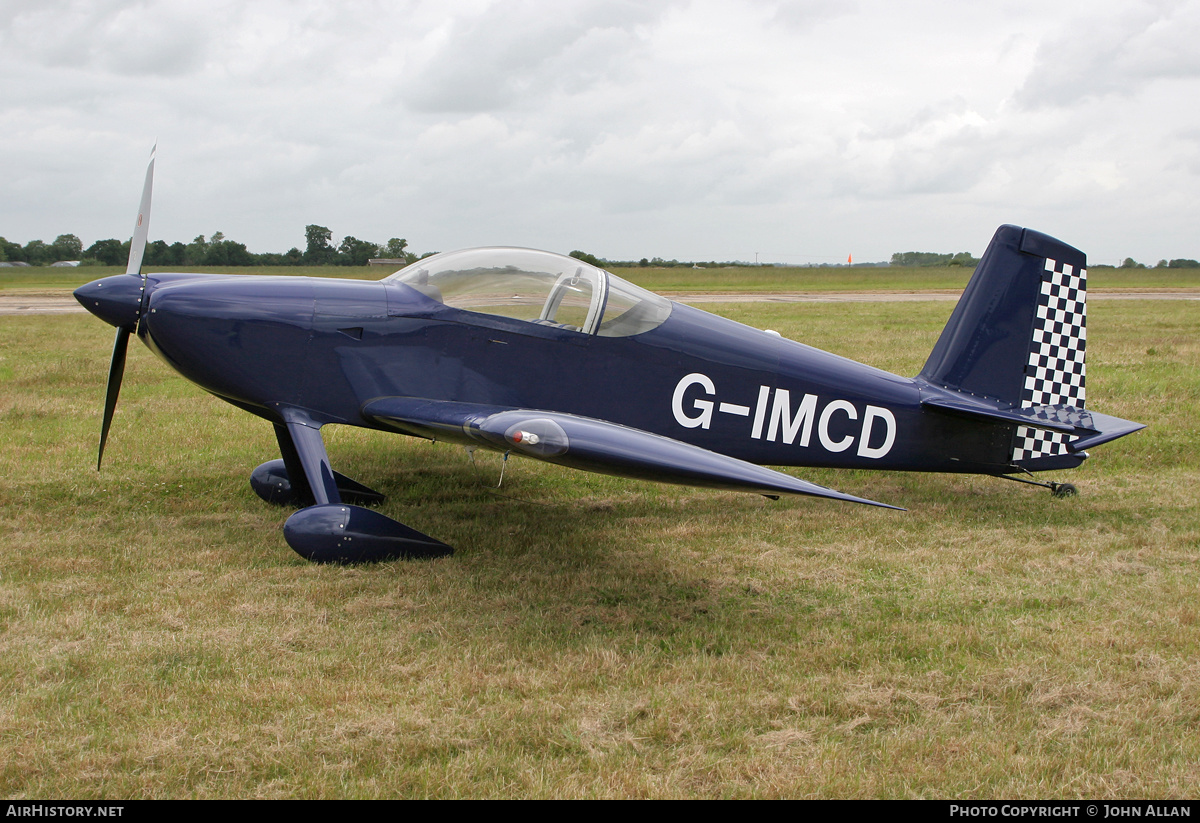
129, 144, 155, 334
95, 145, 154, 469
98, 326, 130, 470
126, 144, 155, 278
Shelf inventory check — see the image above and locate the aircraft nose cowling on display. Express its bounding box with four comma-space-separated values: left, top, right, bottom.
138, 276, 319, 407
74, 274, 143, 329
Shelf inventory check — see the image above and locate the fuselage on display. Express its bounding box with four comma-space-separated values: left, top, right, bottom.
116, 271, 1025, 476
70, 150, 1133, 562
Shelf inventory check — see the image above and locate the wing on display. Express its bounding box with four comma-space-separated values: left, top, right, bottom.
361, 397, 901, 510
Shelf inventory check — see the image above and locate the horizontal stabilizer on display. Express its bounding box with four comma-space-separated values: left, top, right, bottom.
1067, 411, 1146, 452
362, 397, 902, 510
920, 393, 1143, 457
921, 395, 1083, 433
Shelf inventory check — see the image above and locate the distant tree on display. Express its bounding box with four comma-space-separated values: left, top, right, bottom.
284, 247, 303, 265
50, 234, 83, 261
143, 239, 168, 265
84, 238, 125, 266
22, 240, 51, 265
638, 258, 649, 267
337, 235, 378, 266
226, 242, 254, 266
7, 238, 28, 262
569, 250, 604, 268
1156, 259, 1169, 268
202, 242, 227, 266
203, 236, 255, 266
1119, 257, 1146, 269
382, 238, 409, 259
184, 235, 208, 266
304, 224, 335, 264
1168, 258, 1200, 268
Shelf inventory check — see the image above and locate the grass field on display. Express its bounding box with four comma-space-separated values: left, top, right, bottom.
4, 263, 1200, 296
0, 296, 1196, 798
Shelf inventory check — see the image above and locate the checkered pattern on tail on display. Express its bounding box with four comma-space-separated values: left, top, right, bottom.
1012, 257, 1087, 462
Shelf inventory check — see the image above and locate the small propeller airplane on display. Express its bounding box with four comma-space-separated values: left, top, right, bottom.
75, 148, 1144, 563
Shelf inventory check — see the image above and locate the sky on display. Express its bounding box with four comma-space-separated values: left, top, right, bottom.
2, 0, 1199, 265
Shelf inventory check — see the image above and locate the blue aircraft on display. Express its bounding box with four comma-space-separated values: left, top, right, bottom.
75, 149, 1144, 563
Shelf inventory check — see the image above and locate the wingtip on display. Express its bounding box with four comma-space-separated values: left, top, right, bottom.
841, 492, 905, 511
786, 474, 904, 511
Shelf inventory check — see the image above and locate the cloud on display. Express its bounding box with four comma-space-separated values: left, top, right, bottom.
1, 0, 1198, 264
397, 0, 665, 113
0, 0, 215, 77
1016, 0, 1200, 108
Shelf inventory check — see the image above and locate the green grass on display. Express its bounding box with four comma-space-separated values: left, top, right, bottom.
613, 265, 1200, 293
0, 300, 1196, 798
6, 263, 1199, 296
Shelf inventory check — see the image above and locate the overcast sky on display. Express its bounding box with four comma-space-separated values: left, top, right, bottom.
3, 0, 1198, 265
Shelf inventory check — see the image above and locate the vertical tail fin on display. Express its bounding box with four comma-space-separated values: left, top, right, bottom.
919, 225, 1087, 406
918, 225, 1099, 467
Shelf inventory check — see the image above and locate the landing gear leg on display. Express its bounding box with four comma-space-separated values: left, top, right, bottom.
997, 472, 1079, 498
250, 424, 387, 507
256, 413, 452, 563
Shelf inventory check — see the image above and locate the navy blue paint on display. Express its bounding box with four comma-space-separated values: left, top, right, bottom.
284, 504, 452, 563
360, 398, 901, 509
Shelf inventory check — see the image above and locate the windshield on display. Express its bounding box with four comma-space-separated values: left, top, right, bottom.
387, 248, 670, 337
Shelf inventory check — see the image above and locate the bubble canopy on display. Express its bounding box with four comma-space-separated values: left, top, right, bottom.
385, 248, 671, 337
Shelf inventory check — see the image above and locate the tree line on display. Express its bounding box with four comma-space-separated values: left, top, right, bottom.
890, 251, 979, 267
4, 230, 1198, 270
0, 225, 427, 268
1118, 257, 1200, 269
888, 252, 1200, 269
